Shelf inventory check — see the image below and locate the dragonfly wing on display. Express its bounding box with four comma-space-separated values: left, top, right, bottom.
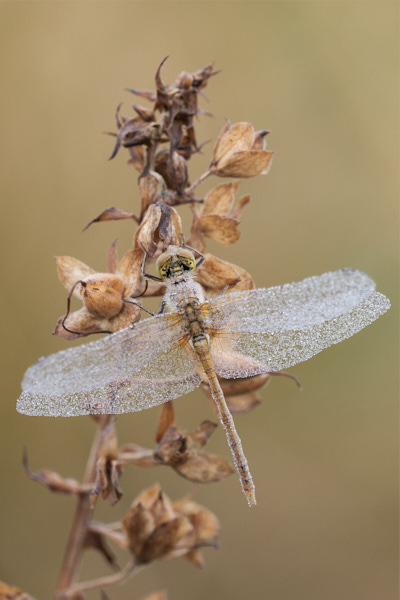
207, 269, 390, 377
17, 314, 201, 417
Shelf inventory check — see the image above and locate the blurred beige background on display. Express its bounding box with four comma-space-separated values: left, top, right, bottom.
0, 2, 398, 600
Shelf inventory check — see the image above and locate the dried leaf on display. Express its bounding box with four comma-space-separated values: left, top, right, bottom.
187, 420, 217, 449
198, 214, 241, 245
154, 425, 186, 465
123, 502, 157, 557
184, 548, 205, 568
126, 87, 157, 103
201, 181, 240, 216
252, 129, 269, 150
104, 302, 141, 332
128, 145, 147, 173
22, 449, 91, 495
229, 194, 251, 220
214, 149, 274, 178
142, 516, 192, 562
174, 453, 234, 483
196, 253, 254, 296
212, 121, 254, 164
139, 173, 159, 215
155, 401, 176, 443
187, 213, 206, 254
92, 423, 123, 504
83, 206, 138, 231
109, 116, 159, 160
53, 308, 108, 340
225, 392, 262, 414
114, 248, 144, 297
55, 256, 95, 296
132, 103, 155, 122
84, 530, 119, 568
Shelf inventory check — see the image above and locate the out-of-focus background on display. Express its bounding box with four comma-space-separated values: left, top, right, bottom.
1, 3, 398, 600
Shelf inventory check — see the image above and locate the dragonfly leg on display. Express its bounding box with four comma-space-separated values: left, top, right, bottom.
140, 243, 164, 283
218, 277, 242, 297
122, 297, 155, 317
181, 234, 205, 268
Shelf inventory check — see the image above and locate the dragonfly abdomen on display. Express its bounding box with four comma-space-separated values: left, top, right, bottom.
193, 338, 256, 507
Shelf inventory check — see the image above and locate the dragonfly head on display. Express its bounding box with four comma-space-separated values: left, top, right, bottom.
156, 246, 196, 280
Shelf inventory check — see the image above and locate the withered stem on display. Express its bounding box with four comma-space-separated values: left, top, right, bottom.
185, 168, 212, 194
55, 414, 113, 598
58, 560, 139, 598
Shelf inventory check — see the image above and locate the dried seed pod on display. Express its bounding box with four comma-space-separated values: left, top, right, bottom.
121, 484, 219, 565
80, 273, 125, 319
53, 244, 143, 340
134, 203, 183, 257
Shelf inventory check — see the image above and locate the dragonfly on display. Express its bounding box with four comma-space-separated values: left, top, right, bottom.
17, 245, 390, 506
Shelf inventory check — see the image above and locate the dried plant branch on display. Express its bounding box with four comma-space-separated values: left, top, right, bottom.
55, 414, 113, 597
59, 560, 140, 599
184, 168, 212, 194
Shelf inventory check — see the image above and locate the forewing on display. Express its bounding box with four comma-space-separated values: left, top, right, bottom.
207, 269, 390, 377
17, 315, 201, 417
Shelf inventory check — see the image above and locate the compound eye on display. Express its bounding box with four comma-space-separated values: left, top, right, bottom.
156, 261, 168, 279
187, 257, 196, 271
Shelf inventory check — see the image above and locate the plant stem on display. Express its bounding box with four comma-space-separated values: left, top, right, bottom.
55, 414, 112, 598
58, 561, 139, 598
185, 168, 212, 194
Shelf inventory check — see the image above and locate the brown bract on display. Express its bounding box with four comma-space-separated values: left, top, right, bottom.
210, 121, 273, 178
53, 242, 143, 340
189, 181, 250, 250
108, 107, 161, 161
92, 422, 123, 505
196, 253, 255, 297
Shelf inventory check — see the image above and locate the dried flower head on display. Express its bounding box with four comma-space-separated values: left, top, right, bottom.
188, 181, 251, 251
121, 484, 219, 565
53, 242, 143, 339
210, 121, 273, 178
118, 402, 234, 484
